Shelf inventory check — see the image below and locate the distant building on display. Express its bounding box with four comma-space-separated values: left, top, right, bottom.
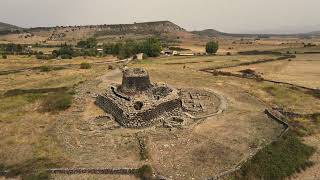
161, 50, 173, 56
178, 52, 195, 56
161, 50, 178, 56
136, 53, 144, 60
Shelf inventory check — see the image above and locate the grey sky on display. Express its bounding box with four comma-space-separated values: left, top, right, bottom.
1, 0, 320, 33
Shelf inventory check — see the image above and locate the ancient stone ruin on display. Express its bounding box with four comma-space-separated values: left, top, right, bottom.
96, 68, 182, 128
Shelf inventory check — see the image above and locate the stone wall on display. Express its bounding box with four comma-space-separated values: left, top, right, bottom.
121, 68, 152, 93
47, 168, 139, 175
96, 94, 182, 128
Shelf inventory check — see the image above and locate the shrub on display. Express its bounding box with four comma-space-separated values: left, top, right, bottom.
237, 133, 315, 179
39, 66, 51, 72
60, 54, 72, 59
226, 52, 231, 56
238, 50, 282, 55
108, 65, 114, 70
138, 165, 153, 180
52, 44, 75, 58
2, 54, 7, 59
168, 46, 190, 51
5, 157, 66, 180
77, 38, 97, 49
205, 41, 219, 54
80, 62, 91, 69
142, 53, 149, 59
41, 92, 72, 112
36, 54, 54, 60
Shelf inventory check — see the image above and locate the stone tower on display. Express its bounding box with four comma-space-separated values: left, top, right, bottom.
96, 68, 182, 128
121, 68, 151, 93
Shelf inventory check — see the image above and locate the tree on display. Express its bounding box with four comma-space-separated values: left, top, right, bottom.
52, 43, 75, 58
141, 38, 161, 57
102, 37, 162, 59
76, 38, 97, 49
206, 41, 219, 54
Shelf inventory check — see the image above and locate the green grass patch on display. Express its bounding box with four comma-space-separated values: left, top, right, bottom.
263, 86, 300, 103
261, 85, 313, 110
41, 92, 72, 112
38, 65, 66, 72
4, 87, 69, 97
237, 133, 315, 180
5, 157, 64, 180
0, 94, 43, 112
80, 62, 91, 69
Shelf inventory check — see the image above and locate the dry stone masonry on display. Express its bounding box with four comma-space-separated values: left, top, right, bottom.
96, 68, 183, 128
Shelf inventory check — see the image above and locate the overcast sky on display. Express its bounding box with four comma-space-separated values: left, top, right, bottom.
1, 0, 320, 34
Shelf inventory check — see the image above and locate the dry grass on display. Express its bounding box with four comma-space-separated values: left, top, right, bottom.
0, 36, 319, 179
221, 54, 320, 89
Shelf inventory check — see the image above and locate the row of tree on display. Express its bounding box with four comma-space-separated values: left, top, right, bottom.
1, 38, 218, 60
0, 43, 28, 55
103, 38, 161, 59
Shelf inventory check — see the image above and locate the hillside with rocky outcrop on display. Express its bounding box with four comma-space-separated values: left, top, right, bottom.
0, 21, 191, 43
0, 22, 22, 31
29, 21, 187, 41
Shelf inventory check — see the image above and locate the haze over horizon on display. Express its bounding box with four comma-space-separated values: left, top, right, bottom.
1, 0, 320, 34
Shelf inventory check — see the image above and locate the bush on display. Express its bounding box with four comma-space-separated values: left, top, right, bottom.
142, 53, 149, 59
108, 65, 114, 70
238, 50, 282, 55
80, 62, 91, 69
36, 54, 54, 60
226, 52, 231, 56
41, 92, 72, 112
2, 54, 7, 59
168, 46, 190, 51
77, 38, 97, 49
39, 66, 51, 72
138, 165, 153, 180
237, 133, 315, 179
5, 157, 66, 180
60, 54, 72, 59
206, 41, 219, 54
52, 44, 75, 58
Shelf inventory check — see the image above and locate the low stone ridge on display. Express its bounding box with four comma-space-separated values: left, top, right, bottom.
96, 68, 182, 128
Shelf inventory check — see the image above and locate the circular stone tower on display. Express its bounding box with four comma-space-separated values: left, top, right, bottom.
121, 68, 152, 93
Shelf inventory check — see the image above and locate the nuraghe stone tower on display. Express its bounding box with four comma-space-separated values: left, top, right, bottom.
96, 68, 182, 128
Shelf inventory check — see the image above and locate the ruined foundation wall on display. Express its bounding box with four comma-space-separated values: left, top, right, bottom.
96, 95, 182, 128
96, 95, 125, 125
124, 98, 182, 127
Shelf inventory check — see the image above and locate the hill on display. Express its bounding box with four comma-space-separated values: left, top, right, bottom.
307, 31, 320, 36
191, 29, 228, 37
192, 28, 320, 38
15, 21, 188, 42
0, 22, 22, 32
